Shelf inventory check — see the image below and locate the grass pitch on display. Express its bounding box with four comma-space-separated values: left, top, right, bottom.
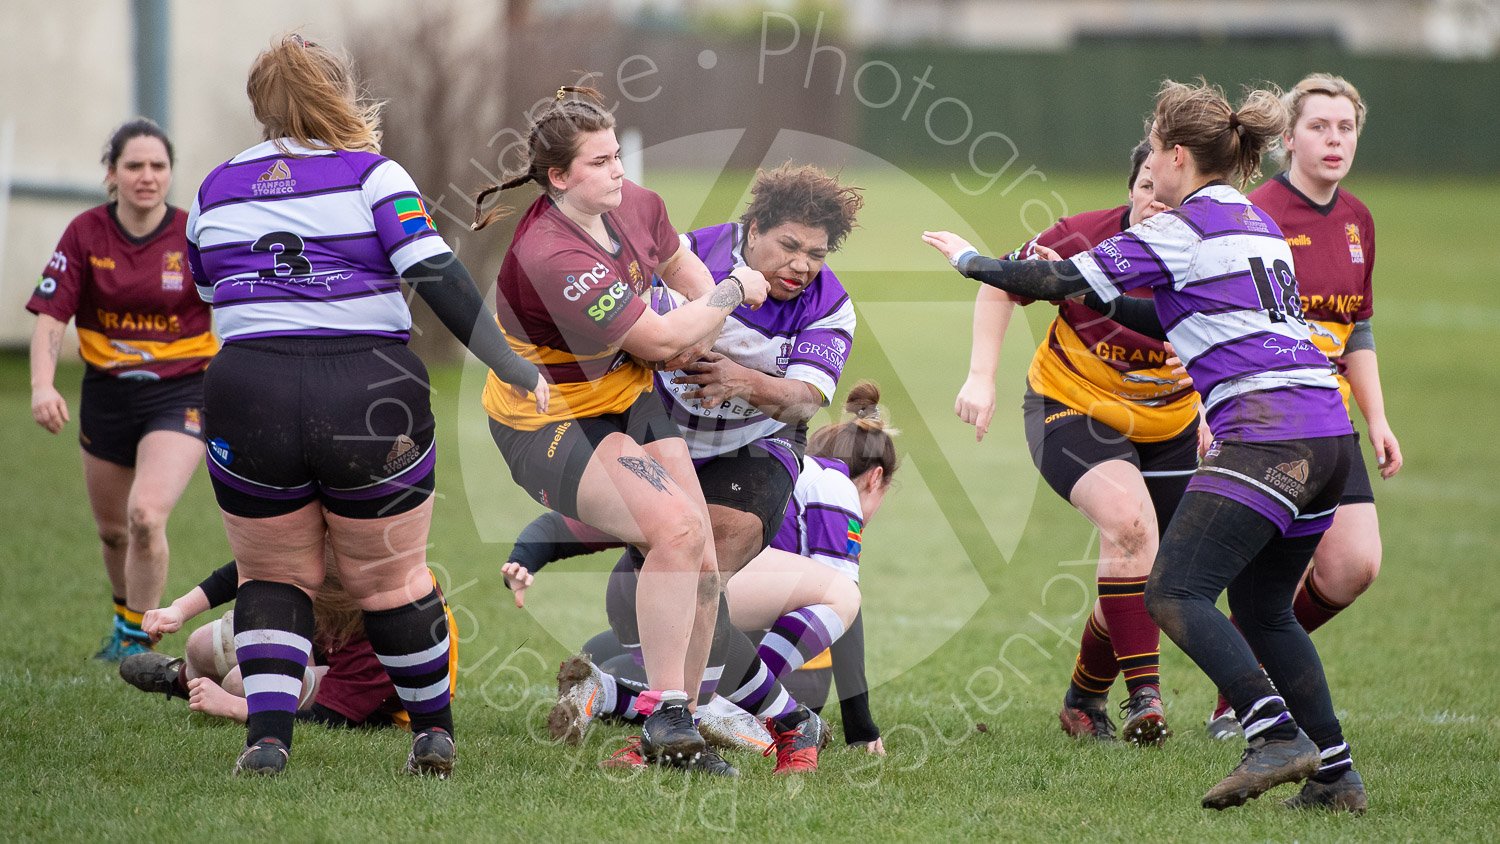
2, 170, 1497, 841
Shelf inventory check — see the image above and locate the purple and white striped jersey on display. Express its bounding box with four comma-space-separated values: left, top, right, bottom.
187, 139, 450, 342
651, 222, 856, 459
772, 455, 864, 582
1074, 184, 1352, 443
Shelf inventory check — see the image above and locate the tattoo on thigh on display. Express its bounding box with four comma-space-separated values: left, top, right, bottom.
618, 456, 673, 494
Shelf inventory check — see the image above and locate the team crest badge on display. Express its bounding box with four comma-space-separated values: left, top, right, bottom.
1346, 223, 1364, 264
183, 407, 202, 436
162, 251, 185, 292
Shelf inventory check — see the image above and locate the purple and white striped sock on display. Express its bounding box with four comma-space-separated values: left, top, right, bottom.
364, 587, 454, 736
1238, 694, 1294, 741
757, 605, 846, 680
1312, 740, 1353, 782
726, 658, 797, 720
234, 580, 315, 750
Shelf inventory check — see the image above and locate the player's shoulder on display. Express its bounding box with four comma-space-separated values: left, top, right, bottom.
1043, 205, 1129, 256
685, 221, 737, 254
620, 178, 666, 214
1334, 187, 1374, 224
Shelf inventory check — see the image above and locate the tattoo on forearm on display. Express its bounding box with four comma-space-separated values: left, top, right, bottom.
617, 456, 673, 494
708, 280, 742, 310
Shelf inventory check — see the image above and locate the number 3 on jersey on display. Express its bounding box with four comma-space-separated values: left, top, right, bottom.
1248, 256, 1304, 324
252, 231, 311, 278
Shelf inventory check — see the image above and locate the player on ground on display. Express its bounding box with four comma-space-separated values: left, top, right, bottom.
510, 382, 898, 761
120, 555, 455, 730
189, 33, 544, 777
955, 140, 1196, 745
924, 79, 1365, 812
27, 119, 217, 661
473, 86, 768, 775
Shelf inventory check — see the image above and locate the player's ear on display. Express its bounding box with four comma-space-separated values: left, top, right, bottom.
546, 165, 569, 193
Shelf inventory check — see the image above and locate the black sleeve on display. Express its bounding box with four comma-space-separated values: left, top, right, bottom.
1077, 290, 1167, 340
507, 511, 624, 575
197, 560, 240, 609
956, 254, 1092, 301
831, 610, 880, 745
401, 252, 541, 390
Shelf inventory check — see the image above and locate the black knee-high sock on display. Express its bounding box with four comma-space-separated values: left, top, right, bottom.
697, 592, 734, 706
235, 580, 315, 749
364, 585, 454, 736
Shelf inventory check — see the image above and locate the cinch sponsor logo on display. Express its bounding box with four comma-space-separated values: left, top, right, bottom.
89, 255, 116, 270
1097, 236, 1131, 273
252, 159, 296, 196
95, 309, 180, 332
1285, 233, 1312, 247
587, 281, 631, 323
563, 262, 612, 302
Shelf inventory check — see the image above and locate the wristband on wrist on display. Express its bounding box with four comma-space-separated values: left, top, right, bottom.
952, 248, 978, 269
725, 273, 745, 304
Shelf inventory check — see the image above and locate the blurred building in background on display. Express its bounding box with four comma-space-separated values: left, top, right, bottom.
2, 0, 1496, 347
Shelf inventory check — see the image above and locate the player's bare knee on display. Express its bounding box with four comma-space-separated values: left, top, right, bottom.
125, 500, 169, 540
1100, 515, 1156, 576
97, 524, 128, 552
826, 577, 862, 627
711, 509, 762, 575
646, 507, 708, 570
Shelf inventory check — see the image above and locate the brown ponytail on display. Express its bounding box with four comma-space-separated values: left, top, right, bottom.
471, 86, 616, 230
1152, 78, 1287, 189
807, 380, 900, 484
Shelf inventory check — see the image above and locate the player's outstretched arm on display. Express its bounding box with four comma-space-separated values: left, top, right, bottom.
922, 231, 1091, 301
401, 252, 549, 413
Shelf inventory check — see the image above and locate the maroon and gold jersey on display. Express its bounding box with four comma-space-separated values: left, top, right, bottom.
27, 204, 216, 379
1009, 206, 1196, 442
484, 180, 678, 430
1249, 173, 1375, 404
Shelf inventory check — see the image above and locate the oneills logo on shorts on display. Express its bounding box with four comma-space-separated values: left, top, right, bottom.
383, 434, 420, 475
545, 422, 572, 459
1044, 408, 1082, 424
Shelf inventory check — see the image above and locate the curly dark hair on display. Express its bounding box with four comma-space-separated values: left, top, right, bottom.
739, 163, 864, 251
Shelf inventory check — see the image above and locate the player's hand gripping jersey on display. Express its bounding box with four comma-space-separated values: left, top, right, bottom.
650, 222, 856, 458
483, 180, 678, 430
1008, 206, 1195, 442
1073, 184, 1352, 443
